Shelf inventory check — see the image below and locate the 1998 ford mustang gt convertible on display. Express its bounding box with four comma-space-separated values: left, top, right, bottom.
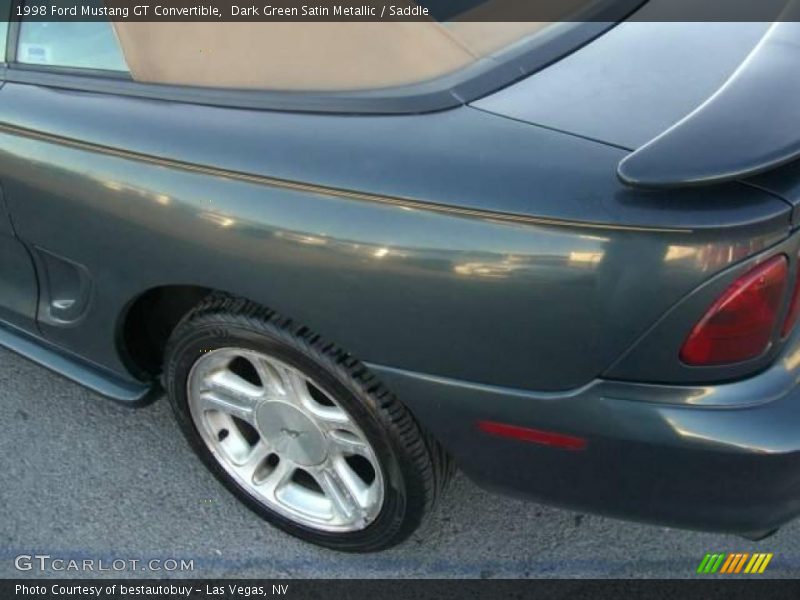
2, 0, 800, 551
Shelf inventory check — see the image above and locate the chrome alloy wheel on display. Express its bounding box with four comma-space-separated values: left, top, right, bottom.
187, 348, 385, 532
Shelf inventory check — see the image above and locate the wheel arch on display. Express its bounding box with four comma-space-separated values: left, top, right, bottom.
117, 284, 345, 383
117, 284, 215, 379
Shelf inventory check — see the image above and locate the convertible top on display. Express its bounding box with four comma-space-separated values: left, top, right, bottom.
110, 0, 607, 92
618, 19, 800, 188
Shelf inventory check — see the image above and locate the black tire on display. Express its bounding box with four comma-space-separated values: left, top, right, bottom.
163, 294, 452, 552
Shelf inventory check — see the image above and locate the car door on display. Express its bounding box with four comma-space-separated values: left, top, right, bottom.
0, 182, 39, 330
0, 12, 39, 331
0, 11, 132, 338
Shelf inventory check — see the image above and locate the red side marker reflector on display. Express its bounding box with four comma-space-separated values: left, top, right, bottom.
477, 420, 587, 451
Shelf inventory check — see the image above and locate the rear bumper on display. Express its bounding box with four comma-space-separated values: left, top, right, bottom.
368, 331, 800, 536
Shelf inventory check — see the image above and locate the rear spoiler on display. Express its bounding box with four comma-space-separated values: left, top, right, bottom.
618, 19, 800, 188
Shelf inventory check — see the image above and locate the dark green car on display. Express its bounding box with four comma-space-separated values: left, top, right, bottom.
2, 1, 800, 551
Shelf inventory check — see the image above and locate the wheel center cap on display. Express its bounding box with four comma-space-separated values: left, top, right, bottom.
255, 401, 327, 466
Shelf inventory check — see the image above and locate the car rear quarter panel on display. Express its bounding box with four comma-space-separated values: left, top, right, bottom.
0, 83, 791, 391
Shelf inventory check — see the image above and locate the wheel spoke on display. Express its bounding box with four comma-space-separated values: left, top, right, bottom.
314, 405, 350, 427
313, 459, 367, 520
268, 364, 349, 427
257, 457, 295, 499
199, 369, 262, 422
233, 440, 271, 482
250, 357, 286, 399
328, 428, 371, 457
276, 366, 315, 406
334, 457, 373, 509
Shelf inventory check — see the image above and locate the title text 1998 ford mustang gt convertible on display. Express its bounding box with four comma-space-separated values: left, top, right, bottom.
3, 0, 800, 550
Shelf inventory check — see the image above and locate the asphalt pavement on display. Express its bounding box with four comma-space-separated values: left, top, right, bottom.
1, 347, 799, 579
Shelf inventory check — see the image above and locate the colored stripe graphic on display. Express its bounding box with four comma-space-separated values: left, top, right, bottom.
711, 554, 725, 573
697, 554, 726, 574
745, 553, 773, 574
722, 553, 748, 573
699, 553, 773, 574
697, 554, 712, 574
759, 554, 773, 573
725, 554, 736, 574
745, 554, 760, 573
734, 553, 749, 573
719, 554, 736, 574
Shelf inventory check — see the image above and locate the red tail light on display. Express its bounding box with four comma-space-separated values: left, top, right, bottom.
781, 262, 800, 338
680, 255, 788, 366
